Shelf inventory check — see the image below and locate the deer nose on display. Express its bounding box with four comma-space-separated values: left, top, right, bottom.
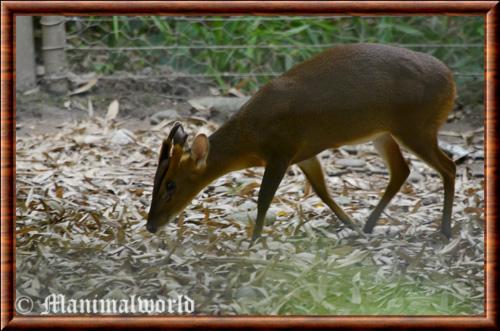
146, 222, 157, 233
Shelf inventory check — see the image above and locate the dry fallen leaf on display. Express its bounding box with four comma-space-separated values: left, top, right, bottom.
106, 99, 120, 123
15, 114, 485, 315
69, 78, 98, 96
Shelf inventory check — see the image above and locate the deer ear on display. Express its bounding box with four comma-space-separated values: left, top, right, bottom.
190, 133, 209, 170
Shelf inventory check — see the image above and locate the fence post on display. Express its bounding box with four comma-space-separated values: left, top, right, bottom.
15, 16, 36, 92
41, 16, 68, 94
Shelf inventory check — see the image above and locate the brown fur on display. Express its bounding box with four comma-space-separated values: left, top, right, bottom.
147, 43, 456, 240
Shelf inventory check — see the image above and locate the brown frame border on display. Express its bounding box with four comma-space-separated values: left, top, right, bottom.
1, 1, 498, 330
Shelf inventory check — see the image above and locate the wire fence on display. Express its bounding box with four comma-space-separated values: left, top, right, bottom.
61, 16, 484, 104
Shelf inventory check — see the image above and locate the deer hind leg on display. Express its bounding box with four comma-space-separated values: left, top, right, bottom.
298, 156, 359, 230
393, 131, 456, 239
363, 134, 410, 234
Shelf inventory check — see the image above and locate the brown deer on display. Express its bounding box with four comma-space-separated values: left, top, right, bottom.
147, 44, 456, 242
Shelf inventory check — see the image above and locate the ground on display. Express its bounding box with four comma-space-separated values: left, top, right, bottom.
15, 78, 485, 315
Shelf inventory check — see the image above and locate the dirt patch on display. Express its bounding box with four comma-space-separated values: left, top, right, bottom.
15, 74, 214, 136
17, 74, 485, 136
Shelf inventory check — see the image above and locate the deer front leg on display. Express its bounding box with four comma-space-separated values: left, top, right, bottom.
251, 159, 289, 242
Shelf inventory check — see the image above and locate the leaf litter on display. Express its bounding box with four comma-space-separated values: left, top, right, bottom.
16, 108, 484, 315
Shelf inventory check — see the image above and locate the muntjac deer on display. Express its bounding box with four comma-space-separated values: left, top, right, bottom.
147, 43, 456, 241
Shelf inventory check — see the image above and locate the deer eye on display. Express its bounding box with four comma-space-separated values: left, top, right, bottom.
161, 181, 176, 200
166, 181, 176, 192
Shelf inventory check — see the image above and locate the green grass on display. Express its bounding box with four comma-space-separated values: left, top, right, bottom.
233, 265, 481, 315
65, 16, 484, 105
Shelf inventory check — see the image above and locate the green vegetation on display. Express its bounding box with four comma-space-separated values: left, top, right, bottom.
66, 16, 483, 105
233, 265, 479, 315
67, 16, 484, 104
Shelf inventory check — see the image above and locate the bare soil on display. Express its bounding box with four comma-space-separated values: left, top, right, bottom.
16, 84, 484, 136
16, 76, 213, 136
